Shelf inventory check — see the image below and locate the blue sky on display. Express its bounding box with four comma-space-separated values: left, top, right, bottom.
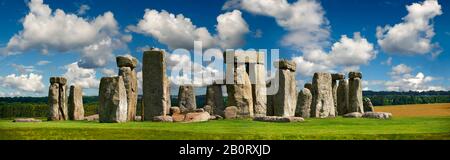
0, 0, 449, 97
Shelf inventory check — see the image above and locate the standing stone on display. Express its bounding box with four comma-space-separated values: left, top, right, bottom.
68, 85, 84, 120
206, 84, 224, 116
99, 76, 128, 123
117, 55, 138, 121
178, 85, 197, 113
48, 83, 61, 120
226, 63, 254, 118
250, 63, 267, 117
337, 80, 349, 115
296, 88, 312, 118
266, 82, 274, 116
331, 73, 345, 115
348, 72, 364, 113
363, 97, 374, 112
311, 73, 335, 118
273, 60, 297, 117
224, 106, 238, 119
48, 77, 68, 121
143, 49, 170, 120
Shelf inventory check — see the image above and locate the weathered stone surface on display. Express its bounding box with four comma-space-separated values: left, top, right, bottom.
349, 72, 362, 79
48, 77, 68, 121
152, 116, 173, 122
273, 69, 297, 117
250, 63, 267, 117
206, 84, 224, 116
363, 112, 392, 119
274, 60, 296, 72
311, 73, 335, 118
266, 95, 274, 116
84, 114, 99, 121
184, 112, 210, 123
119, 66, 138, 121
203, 105, 212, 115
296, 88, 312, 118
363, 97, 374, 112
332, 79, 339, 116
50, 77, 67, 85
48, 82, 61, 121
253, 116, 304, 122
331, 73, 345, 80
172, 114, 185, 122
349, 77, 364, 113
224, 106, 238, 119
13, 118, 42, 122
178, 86, 197, 113
224, 50, 265, 64
226, 64, 254, 118
116, 56, 138, 69
143, 50, 170, 120
99, 76, 128, 123
194, 108, 204, 113
343, 112, 363, 118
170, 107, 181, 115
68, 85, 84, 120
337, 80, 349, 115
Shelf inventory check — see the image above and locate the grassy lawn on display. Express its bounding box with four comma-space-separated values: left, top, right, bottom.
1, 117, 449, 140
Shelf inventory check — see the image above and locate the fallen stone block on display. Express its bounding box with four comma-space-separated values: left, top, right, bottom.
253, 116, 304, 123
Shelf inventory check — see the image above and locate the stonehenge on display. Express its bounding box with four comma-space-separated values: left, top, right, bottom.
178, 85, 197, 113
48, 77, 68, 121
117, 55, 138, 121
68, 85, 84, 120
143, 49, 171, 120
44, 47, 389, 124
311, 73, 335, 118
348, 72, 364, 113
272, 60, 297, 117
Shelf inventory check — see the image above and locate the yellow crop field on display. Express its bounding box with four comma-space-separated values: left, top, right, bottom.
375, 103, 450, 117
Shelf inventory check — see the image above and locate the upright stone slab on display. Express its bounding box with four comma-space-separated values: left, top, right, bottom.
48, 77, 68, 121
348, 72, 364, 113
178, 85, 197, 113
206, 84, 225, 116
68, 85, 84, 120
48, 82, 61, 120
117, 55, 138, 121
250, 63, 267, 117
363, 97, 374, 112
99, 76, 128, 123
143, 49, 170, 120
337, 80, 349, 115
273, 60, 297, 117
296, 88, 312, 118
331, 73, 345, 115
311, 73, 335, 118
226, 64, 254, 118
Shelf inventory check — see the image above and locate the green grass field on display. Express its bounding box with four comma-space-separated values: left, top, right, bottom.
1, 117, 449, 140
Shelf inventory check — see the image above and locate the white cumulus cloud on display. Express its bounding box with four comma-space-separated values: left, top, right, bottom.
376, 0, 442, 55
3, 0, 129, 68
128, 9, 249, 50
63, 62, 100, 89
225, 0, 376, 77
0, 73, 45, 93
